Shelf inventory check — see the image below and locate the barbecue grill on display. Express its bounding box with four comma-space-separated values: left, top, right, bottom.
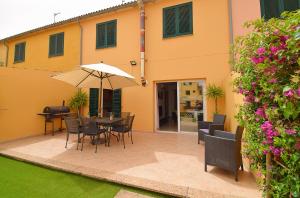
38, 104, 72, 135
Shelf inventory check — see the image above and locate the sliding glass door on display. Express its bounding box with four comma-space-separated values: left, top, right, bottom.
178, 81, 205, 132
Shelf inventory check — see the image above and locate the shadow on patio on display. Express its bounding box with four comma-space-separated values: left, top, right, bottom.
0, 132, 260, 198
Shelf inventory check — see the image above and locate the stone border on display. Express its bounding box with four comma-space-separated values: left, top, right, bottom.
0, 149, 239, 198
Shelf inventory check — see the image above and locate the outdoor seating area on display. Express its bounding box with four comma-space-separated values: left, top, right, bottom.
0, 131, 260, 197
65, 112, 135, 152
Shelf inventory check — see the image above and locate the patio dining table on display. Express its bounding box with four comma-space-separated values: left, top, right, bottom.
94, 117, 123, 146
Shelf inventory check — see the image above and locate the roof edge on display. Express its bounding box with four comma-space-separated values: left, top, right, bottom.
0, 1, 138, 42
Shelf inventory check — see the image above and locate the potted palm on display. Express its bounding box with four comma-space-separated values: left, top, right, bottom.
206, 84, 224, 113
69, 90, 88, 116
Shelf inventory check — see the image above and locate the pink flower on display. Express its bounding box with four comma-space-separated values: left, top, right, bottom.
273, 29, 280, 35
285, 129, 296, 135
270, 46, 279, 54
297, 88, 300, 97
261, 121, 273, 132
264, 66, 277, 75
251, 56, 266, 64
257, 47, 266, 55
268, 78, 277, 83
284, 89, 294, 97
280, 35, 289, 42
256, 108, 266, 118
295, 142, 300, 150
263, 150, 268, 155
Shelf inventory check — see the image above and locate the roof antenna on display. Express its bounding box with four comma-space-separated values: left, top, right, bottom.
53, 12, 61, 23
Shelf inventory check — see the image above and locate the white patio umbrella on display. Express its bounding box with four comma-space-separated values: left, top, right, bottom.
52, 62, 139, 116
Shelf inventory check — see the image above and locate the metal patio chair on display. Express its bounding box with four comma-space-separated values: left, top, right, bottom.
111, 115, 135, 149
64, 117, 83, 150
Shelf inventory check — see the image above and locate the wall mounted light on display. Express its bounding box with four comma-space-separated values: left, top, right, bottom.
130, 60, 137, 66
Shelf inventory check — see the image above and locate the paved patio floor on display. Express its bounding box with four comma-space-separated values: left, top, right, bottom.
0, 132, 260, 198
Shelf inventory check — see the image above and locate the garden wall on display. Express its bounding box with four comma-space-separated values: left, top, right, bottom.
0, 67, 76, 143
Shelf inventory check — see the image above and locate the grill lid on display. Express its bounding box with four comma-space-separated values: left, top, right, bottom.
43, 106, 70, 114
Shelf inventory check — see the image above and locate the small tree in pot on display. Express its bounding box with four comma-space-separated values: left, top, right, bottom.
206, 84, 224, 113
69, 90, 88, 116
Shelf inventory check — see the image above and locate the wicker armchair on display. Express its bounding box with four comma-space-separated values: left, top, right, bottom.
198, 114, 226, 143
204, 126, 244, 181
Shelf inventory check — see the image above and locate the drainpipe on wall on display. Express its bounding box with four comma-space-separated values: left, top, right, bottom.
77, 18, 83, 65
138, 0, 147, 86
4, 40, 9, 67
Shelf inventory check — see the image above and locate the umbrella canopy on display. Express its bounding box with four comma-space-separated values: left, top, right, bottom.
52, 63, 138, 89
52, 63, 139, 116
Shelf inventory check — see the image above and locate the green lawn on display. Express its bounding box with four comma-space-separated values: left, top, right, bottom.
0, 156, 170, 198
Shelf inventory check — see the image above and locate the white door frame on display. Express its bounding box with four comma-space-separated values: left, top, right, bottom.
155, 80, 206, 133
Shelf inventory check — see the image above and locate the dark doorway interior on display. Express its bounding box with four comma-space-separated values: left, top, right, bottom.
157, 82, 178, 132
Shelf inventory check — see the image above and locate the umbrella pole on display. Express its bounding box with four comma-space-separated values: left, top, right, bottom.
99, 73, 103, 117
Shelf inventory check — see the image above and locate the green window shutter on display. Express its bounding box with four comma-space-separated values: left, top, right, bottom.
56, 33, 64, 55
89, 88, 99, 117
106, 20, 116, 47
49, 32, 64, 57
163, 2, 193, 38
96, 23, 106, 48
178, 3, 193, 35
14, 42, 25, 63
283, 0, 300, 11
49, 35, 56, 56
14, 44, 20, 62
20, 43, 25, 61
260, 0, 281, 20
96, 20, 117, 49
163, 7, 176, 38
112, 89, 121, 118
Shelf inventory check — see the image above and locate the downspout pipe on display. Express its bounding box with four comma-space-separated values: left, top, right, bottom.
4, 40, 9, 67
138, 0, 147, 86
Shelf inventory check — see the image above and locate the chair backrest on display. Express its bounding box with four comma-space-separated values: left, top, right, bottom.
212, 114, 226, 124
235, 126, 244, 142
84, 120, 99, 135
79, 115, 90, 126
102, 112, 112, 118
127, 115, 135, 130
65, 117, 80, 134
121, 112, 130, 119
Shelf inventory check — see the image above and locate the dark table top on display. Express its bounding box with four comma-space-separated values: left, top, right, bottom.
94, 117, 122, 125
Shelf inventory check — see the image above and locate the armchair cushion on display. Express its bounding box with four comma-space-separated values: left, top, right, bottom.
214, 130, 235, 140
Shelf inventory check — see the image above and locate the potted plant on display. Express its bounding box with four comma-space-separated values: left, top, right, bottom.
206, 84, 224, 113
69, 89, 88, 116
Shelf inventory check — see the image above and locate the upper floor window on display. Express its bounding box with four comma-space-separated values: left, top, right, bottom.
260, 0, 300, 20
14, 42, 26, 63
96, 20, 117, 49
49, 32, 64, 57
163, 2, 193, 38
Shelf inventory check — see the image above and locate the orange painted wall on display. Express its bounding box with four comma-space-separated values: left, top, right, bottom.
224, 0, 261, 131
81, 0, 231, 132
0, 68, 76, 142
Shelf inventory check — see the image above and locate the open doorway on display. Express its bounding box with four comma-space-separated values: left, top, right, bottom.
157, 82, 178, 132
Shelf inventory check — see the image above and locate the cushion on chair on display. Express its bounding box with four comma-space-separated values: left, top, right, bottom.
199, 129, 209, 134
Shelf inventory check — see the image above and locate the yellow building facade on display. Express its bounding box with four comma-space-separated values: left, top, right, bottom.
0, 0, 263, 142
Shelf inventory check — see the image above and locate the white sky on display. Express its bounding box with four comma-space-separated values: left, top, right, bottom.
0, 0, 133, 39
